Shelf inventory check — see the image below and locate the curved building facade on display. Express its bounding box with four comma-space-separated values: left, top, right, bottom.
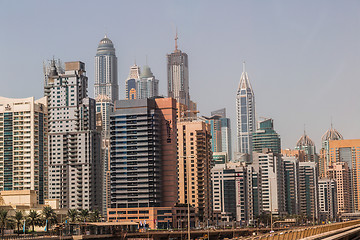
95, 35, 119, 102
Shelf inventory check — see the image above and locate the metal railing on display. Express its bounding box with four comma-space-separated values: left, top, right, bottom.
244, 219, 360, 240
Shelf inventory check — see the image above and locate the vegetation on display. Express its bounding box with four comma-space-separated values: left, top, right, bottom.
78, 209, 89, 223
67, 209, 78, 223
42, 206, 58, 231
0, 209, 9, 237
27, 210, 41, 232
13, 211, 24, 234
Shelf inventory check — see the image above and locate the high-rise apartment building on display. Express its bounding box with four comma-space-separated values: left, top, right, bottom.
108, 98, 181, 227
204, 115, 222, 153
45, 61, 102, 210
109, 98, 178, 208
94, 35, 118, 102
236, 63, 255, 154
0, 97, 48, 204
283, 156, 299, 215
328, 139, 360, 211
318, 178, 337, 222
328, 162, 352, 214
95, 94, 114, 217
205, 108, 232, 160
125, 64, 141, 100
252, 118, 281, 154
319, 125, 343, 178
298, 162, 318, 221
211, 162, 261, 225
252, 149, 285, 215
295, 132, 318, 162
167, 34, 190, 107
137, 65, 159, 99
177, 119, 213, 224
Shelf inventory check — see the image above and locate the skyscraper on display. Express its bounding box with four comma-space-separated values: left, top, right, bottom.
209, 108, 232, 160
319, 125, 343, 178
45, 61, 102, 210
167, 33, 190, 107
328, 139, 360, 211
95, 94, 114, 217
177, 119, 213, 224
137, 65, 159, 99
0, 97, 48, 204
295, 131, 318, 162
125, 64, 141, 100
236, 62, 255, 154
298, 162, 318, 221
94, 35, 118, 102
252, 118, 281, 154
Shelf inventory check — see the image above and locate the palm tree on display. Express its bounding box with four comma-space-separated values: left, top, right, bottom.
13, 211, 23, 234
42, 206, 57, 231
0, 209, 9, 238
78, 209, 89, 223
89, 210, 101, 222
27, 210, 40, 232
67, 209, 78, 223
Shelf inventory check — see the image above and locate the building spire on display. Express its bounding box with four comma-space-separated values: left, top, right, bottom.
243, 61, 246, 73
175, 28, 179, 52
330, 116, 333, 129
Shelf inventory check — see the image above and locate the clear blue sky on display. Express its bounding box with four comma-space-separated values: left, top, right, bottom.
1, 0, 360, 149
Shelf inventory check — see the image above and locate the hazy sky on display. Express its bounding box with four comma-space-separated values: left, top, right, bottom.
1, 0, 360, 150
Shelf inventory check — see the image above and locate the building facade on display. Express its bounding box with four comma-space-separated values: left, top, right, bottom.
45, 61, 102, 210
167, 34, 190, 107
109, 98, 178, 212
328, 139, 360, 211
125, 64, 141, 100
252, 149, 285, 215
298, 162, 318, 221
283, 156, 299, 215
295, 132, 318, 162
319, 125, 343, 178
236, 63, 255, 154
318, 178, 337, 222
137, 65, 159, 99
328, 162, 353, 214
0, 97, 48, 204
94, 35, 119, 102
177, 119, 213, 225
95, 95, 114, 216
252, 118, 281, 155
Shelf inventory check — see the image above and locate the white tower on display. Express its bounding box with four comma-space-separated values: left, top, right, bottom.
236, 62, 255, 154
94, 35, 118, 102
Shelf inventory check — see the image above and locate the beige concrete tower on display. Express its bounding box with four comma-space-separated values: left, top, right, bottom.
177, 119, 213, 225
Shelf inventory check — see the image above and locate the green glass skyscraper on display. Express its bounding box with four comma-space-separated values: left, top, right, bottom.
252, 118, 281, 154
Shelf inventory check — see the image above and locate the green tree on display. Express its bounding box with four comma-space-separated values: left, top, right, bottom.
13, 211, 24, 234
0, 209, 9, 238
27, 210, 41, 232
89, 210, 101, 222
67, 209, 78, 223
42, 206, 57, 231
78, 209, 89, 223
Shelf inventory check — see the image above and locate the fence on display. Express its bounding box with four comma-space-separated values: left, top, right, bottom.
244, 219, 360, 240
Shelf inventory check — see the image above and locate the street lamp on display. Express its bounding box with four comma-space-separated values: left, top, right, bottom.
179, 155, 195, 240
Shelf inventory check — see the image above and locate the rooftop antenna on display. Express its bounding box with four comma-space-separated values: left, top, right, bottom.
175, 27, 179, 52
243, 61, 246, 72
304, 124, 306, 136
330, 116, 333, 129
145, 55, 148, 65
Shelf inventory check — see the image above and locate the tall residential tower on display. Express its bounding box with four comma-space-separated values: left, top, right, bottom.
95, 35, 119, 102
236, 62, 255, 154
167, 33, 190, 107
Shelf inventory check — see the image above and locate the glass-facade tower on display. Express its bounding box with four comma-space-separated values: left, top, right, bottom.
236, 63, 255, 154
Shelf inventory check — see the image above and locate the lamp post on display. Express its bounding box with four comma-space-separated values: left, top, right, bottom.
179, 155, 195, 240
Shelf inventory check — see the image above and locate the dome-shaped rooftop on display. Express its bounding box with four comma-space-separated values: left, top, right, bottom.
321, 126, 343, 142
140, 65, 154, 78
296, 133, 315, 147
96, 35, 115, 56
